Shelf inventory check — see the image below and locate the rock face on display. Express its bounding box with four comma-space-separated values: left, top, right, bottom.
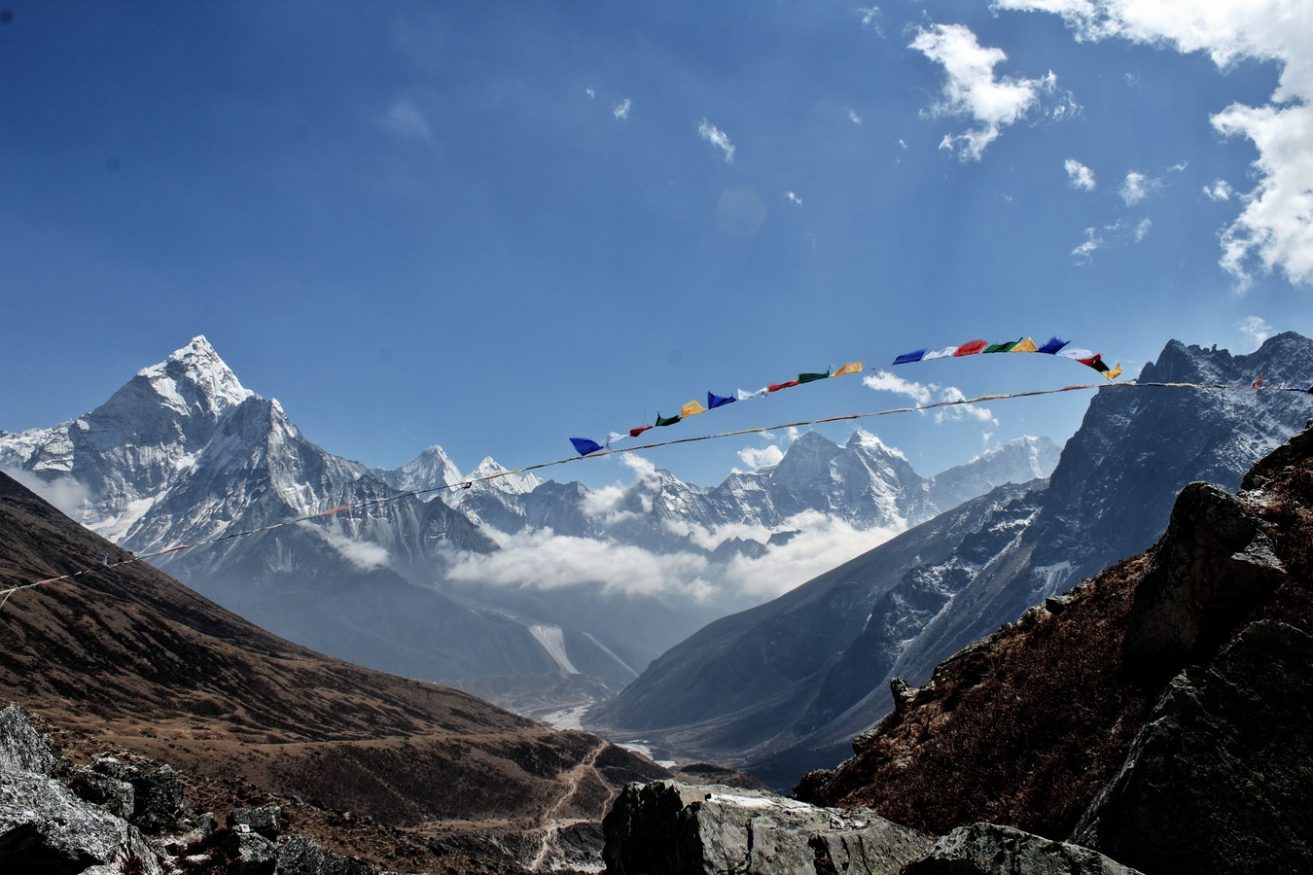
1075, 620, 1313, 875
796, 418, 1313, 873
603, 781, 933, 875
904, 823, 1141, 875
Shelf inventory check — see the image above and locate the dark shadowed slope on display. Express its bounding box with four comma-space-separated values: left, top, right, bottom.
797, 418, 1313, 875
0, 472, 665, 872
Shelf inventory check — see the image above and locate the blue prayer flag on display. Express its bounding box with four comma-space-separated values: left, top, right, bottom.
707, 391, 737, 409
570, 437, 604, 456
892, 349, 927, 365
1037, 336, 1070, 355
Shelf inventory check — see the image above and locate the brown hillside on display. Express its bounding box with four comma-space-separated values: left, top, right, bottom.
0, 472, 665, 872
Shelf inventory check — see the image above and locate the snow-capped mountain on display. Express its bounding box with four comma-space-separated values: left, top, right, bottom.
590, 333, 1313, 787
0, 335, 1061, 717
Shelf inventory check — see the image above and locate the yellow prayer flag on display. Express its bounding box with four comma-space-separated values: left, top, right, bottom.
831, 361, 864, 377
1105, 364, 1124, 381
680, 400, 708, 417
1010, 337, 1038, 353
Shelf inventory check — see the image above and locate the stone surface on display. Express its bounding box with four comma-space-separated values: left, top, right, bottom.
0, 701, 62, 776
904, 822, 1142, 874
1075, 620, 1313, 875
602, 781, 931, 874
276, 834, 384, 875
130, 763, 195, 833
225, 823, 277, 874
69, 765, 136, 820
227, 804, 282, 839
0, 765, 163, 875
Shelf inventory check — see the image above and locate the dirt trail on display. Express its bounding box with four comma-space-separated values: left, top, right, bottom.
527, 740, 614, 872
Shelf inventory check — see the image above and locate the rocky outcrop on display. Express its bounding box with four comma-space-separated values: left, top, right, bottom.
791, 418, 1313, 874
1075, 620, 1313, 875
602, 781, 932, 874
0, 704, 413, 875
904, 823, 1141, 875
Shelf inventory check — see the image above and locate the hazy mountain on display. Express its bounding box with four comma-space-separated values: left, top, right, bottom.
590, 333, 1313, 786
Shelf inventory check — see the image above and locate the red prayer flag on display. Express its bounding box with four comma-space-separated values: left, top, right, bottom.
953, 340, 987, 357
629, 425, 654, 438
768, 380, 801, 392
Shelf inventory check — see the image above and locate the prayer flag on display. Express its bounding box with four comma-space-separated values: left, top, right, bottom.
655, 413, 681, 427
570, 437, 604, 456
606, 432, 627, 447
1011, 337, 1038, 353
1105, 364, 1123, 380
707, 391, 736, 409
832, 361, 863, 377
953, 340, 987, 356
797, 371, 830, 383
893, 349, 927, 365
681, 400, 708, 418
737, 388, 768, 401
1057, 348, 1095, 361
984, 339, 1023, 354
923, 346, 958, 360
629, 425, 653, 438
1037, 336, 1069, 355
768, 380, 801, 392
1251, 376, 1265, 390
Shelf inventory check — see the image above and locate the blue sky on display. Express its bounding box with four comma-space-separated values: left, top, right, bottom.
2, 0, 1310, 488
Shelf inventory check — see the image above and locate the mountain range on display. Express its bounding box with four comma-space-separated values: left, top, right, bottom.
588, 332, 1313, 786
0, 336, 1057, 717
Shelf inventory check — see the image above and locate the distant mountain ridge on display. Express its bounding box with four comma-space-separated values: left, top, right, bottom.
0, 335, 1060, 714
589, 332, 1313, 786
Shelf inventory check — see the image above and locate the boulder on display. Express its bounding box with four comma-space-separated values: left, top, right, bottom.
276, 834, 384, 874
602, 781, 931, 874
223, 823, 277, 874
130, 763, 194, 833
1075, 620, 1313, 874
0, 702, 63, 776
227, 804, 282, 839
68, 765, 135, 820
903, 823, 1141, 874
0, 765, 162, 875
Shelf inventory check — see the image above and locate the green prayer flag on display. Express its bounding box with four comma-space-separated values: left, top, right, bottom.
983, 338, 1024, 354
797, 371, 830, 383
655, 413, 682, 427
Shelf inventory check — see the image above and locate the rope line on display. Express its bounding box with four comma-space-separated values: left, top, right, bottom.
2, 379, 1309, 608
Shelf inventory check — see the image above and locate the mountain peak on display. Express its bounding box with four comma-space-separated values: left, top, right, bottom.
846, 429, 908, 462
470, 456, 543, 494
135, 335, 252, 417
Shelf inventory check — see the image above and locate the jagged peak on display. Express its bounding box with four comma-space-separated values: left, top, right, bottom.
470, 456, 542, 494
134, 335, 252, 417
846, 429, 908, 462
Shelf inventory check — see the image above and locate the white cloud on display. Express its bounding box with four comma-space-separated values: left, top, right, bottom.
910, 23, 1076, 161
1120, 170, 1150, 205
1203, 179, 1234, 201
898, 138, 909, 150
995, 0, 1313, 287
856, 6, 882, 32
1237, 315, 1274, 349
719, 512, 899, 599
2, 468, 91, 518
380, 97, 431, 142
585, 87, 596, 99
737, 444, 785, 471
863, 370, 997, 424
1072, 217, 1152, 262
613, 98, 631, 120
698, 119, 736, 163
303, 523, 391, 571
784, 190, 804, 206
1071, 226, 1103, 262
1064, 158, 1096, 190
863, 370, 934, 405
849, 109, 863, 125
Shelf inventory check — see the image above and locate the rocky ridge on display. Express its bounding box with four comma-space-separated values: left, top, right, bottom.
792, 417, 1313, 874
